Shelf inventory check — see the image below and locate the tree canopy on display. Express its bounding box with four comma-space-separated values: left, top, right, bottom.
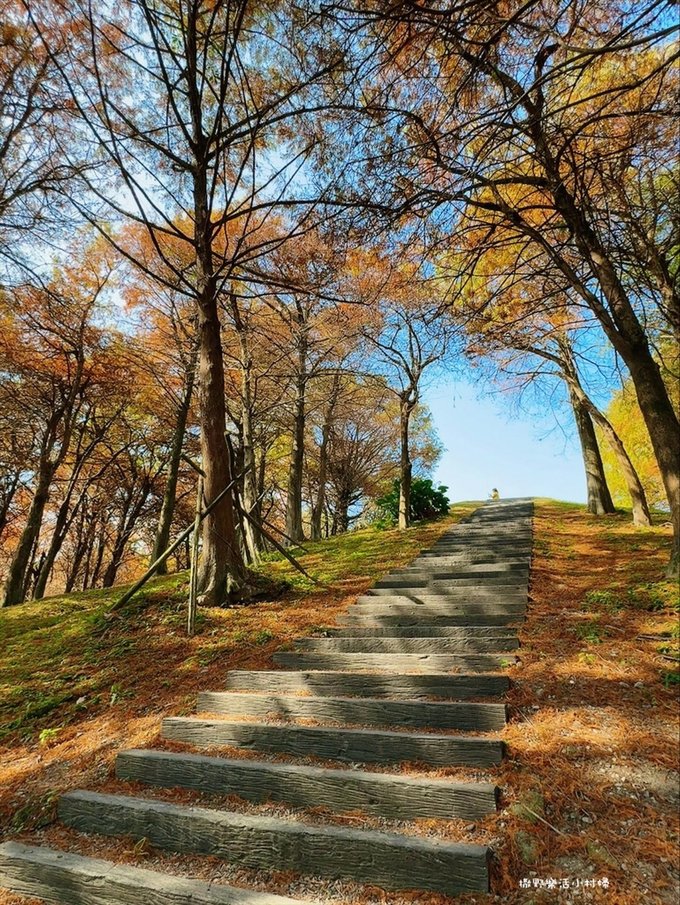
1, 0, 678, 606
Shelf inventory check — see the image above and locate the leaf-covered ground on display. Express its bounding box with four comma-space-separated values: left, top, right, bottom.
0, 500, 678, 905
495, 500, 679, 904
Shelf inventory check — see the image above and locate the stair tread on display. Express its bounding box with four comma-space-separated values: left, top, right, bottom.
161, 716, 505, 766
197, 690, 508, 730
0, 841, 309, 905
273, 652, 517, 673
116, 748, 499, 820
58, 791, 490, 895
224, 670, 510, 699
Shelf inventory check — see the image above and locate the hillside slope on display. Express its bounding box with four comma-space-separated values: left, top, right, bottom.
0, 507, 475, 842
0, 500, 677, 905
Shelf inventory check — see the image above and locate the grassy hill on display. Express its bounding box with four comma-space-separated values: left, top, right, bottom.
0, 505, 480, 748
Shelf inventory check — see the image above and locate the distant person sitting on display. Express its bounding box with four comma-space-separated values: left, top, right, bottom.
490, 488, 500, 500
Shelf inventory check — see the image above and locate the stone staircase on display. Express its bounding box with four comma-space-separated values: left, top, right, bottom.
0, 498, 533, 904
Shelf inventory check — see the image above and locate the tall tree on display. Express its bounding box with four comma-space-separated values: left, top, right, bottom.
1, 241, 113, 605
363, 262, 456, 529
27, 0, 343, 602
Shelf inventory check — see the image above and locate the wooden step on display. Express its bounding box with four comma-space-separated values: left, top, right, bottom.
273, 651, 517, 672
297, 635, 519, 653
116, 749, 499, 820
0, 842, 307, 905
197, 691, 508, 731
58, 791, 490, 895
224, 669, 511, 699
161, 717, 505, 766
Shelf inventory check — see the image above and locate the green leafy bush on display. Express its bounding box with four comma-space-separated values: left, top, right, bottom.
376, 479, 450, 525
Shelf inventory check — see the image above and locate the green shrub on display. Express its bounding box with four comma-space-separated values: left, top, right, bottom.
376, 479, 450, 525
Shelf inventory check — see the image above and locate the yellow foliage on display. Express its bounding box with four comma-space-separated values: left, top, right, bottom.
600, 348, 679, 510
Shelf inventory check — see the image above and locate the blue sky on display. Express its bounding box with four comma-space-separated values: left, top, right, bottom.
424, 378, 588, 504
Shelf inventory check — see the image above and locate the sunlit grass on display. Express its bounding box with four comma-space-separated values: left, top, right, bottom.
0, 506, 477, 744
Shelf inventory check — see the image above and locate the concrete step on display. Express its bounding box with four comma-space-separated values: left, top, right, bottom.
366, 584, 529, 603
0, 842, 306, 905
224, 669, 511, 699
434, 522, 533, 546
429, 579, 528, 590
426, 539, 531, 548
377, 571, 529, 585
339, 612, 524, 627
330, 624, 518, 638
373, 575, 528, 586
297, 635, 519, 653
418, 549, 530, 559
273, 651, 517, 672
161, 717, 505, 766
426, 536, 530, 543
57, 791, 490, 896
401, 561, 529, 573
116, 749, 499, 820
410, 557, 531, 568
197, 690, 508, 731
352, 597, 527, 612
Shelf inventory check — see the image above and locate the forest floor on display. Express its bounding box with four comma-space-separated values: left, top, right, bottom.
0, 500, 678, 904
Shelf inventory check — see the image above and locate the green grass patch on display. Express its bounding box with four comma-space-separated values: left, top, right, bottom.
0, 505, 476, 743
575, 618, 608, 644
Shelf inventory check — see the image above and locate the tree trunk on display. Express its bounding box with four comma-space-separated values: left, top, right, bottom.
102, 479, 152, 588
33, 490, 73, 600
569, 388, 615, 516
336, 488, 351, 534
90, 528, 107, 589
101, 490, 134, 589
285, 367, 307, 545
151, 353, 196, 573
65, 506, 89, 593
311, 375, 340, 541
549, 339, 653, 528
0, 471, 21, 539
240, 402, 262, 560
228, 295, 263, 562
193, 286, 245, 602
2, 463, 53, 606
398, 395, 415, 530
311, 418, 331, 541
566, 379, 652, 527
192, 164, 246, 603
